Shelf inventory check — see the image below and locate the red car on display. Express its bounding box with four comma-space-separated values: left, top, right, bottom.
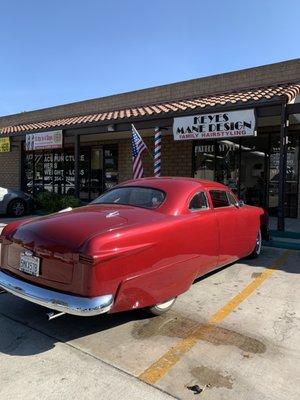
0, 178, 267, 318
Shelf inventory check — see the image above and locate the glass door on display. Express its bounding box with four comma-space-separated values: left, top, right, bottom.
240, 134, 269, 209
215, 139, 240, 195
90, 148, 103, 200
285, 134, 299, 218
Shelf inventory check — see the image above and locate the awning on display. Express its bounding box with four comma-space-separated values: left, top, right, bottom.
1, 83, 299, 135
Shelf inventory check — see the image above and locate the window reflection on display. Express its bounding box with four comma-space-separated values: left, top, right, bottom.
23, 144, 118, 201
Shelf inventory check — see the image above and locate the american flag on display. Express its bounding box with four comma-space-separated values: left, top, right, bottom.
131, 124, 147, 179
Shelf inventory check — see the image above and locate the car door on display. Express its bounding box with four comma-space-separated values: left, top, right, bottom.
185, 191, 219, 276
209, 189, 241, 266
226, 191, 255, 256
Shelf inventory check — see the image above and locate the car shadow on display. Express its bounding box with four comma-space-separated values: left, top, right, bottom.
0, 247, 298, 358
0, 296, 153, 357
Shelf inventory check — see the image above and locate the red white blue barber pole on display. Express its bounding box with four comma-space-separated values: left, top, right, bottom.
154, 127, 162, 177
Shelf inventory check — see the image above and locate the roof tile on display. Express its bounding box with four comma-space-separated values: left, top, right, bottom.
1, 83, 300, 135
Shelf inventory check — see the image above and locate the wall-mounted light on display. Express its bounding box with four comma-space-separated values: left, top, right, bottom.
107, 124, 115, 132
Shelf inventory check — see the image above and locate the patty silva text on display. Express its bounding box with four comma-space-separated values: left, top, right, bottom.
173, 109, 256, 141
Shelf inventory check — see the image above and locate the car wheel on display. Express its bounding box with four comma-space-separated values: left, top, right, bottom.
146, 297, 176, 316
7, 199, 26, 217
248, 229, 262, 259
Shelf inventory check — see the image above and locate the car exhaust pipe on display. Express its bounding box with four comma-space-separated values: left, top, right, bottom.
46, 310, 66, 321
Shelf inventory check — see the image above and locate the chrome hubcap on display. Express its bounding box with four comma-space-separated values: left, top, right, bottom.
156, 298, 175, 310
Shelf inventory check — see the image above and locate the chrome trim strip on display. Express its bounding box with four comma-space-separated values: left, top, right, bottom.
0, 271, 113, 316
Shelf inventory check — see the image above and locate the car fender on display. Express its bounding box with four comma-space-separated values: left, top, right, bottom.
112, 260, 198, 313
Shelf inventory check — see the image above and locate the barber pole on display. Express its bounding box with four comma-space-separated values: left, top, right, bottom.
154, 127, 162, 177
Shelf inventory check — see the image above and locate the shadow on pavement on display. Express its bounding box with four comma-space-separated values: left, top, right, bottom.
0, 246, 298, 358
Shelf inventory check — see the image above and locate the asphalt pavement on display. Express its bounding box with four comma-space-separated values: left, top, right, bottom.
0, 217, 299, 400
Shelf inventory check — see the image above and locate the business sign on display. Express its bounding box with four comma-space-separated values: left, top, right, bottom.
173, 109, 256, 141
0, 137, 10, 152
26, 130, 63, 151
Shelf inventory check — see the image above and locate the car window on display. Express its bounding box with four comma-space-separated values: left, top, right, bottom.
189, 192, 208, 211
91, 186, 165, 209
210, 190, 230, 208
227, 191, 239, 206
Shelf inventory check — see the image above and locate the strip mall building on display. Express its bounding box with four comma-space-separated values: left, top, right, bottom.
0, 59, 300, 230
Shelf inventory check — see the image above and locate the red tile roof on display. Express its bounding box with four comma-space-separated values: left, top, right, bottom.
1, 83, 300, 135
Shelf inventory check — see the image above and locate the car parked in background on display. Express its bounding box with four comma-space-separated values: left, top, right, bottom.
0, 187, 33, 217
0, 177, 268, 318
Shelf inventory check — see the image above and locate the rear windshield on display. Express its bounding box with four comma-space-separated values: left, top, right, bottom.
91, 186, 166, 209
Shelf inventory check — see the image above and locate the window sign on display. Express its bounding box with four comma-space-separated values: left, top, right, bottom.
0, 137, 10, 152
26, 130, 63, 150
173, 109, 256, 140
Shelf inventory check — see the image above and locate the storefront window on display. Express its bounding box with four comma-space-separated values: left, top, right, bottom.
268, 135, 280, 216
103, 144, 118, 191
65, 149, 75, 195
240, 134, 269, 208
43, 151, 53, 193
215, 139, 240, 194
79, 149, 90, 200
285, 134, 299, 218
90, 148, 103, 200
22, 144, 118, 201
24, 153, 34, 195
194, 141, 215, 181
193, 132, 299, 217
53, 150, 64, 195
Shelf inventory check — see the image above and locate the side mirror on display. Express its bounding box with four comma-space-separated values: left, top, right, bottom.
238, 200, 245, 207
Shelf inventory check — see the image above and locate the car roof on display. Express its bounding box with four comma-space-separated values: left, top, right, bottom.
120, 177, 227, 191
117, 177, 230, 215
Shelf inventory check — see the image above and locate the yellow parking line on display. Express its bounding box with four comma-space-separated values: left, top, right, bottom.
139, 250, 293, 385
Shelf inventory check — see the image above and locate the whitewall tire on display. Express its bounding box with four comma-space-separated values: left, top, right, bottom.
249, 229, 262, 259
147, 297, 176, 316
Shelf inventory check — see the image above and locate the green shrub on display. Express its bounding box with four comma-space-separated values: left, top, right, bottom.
36, 192, 81, 213
60, 195, 81, 209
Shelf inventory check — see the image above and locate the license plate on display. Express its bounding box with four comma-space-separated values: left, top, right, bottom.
20, 252, 40, 276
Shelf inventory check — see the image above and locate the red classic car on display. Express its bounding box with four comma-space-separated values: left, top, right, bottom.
0, 177, 267, 318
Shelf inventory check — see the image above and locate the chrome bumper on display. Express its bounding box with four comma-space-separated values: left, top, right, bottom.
0, 271, 113, 316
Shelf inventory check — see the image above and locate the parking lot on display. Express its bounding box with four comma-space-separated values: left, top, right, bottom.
0, 219, 299, 400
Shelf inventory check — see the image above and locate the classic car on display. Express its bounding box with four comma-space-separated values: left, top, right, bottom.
0, 177, 268, 319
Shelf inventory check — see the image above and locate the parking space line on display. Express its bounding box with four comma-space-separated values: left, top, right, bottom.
139, 250, 294, 385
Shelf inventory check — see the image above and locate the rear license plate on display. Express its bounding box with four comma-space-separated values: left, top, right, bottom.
20, 252, 40, 276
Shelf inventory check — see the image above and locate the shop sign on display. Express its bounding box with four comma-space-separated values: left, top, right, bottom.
26, 130, 63, 150
0, 137, 10, 152
173, 109, 256, 140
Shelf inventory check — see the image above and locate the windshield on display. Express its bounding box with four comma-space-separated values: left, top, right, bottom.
91, 186, 166, 209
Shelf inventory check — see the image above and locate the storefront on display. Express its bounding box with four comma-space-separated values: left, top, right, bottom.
1, 59, 300, 231
22, 144, 118, 201
193, 132, 299, 218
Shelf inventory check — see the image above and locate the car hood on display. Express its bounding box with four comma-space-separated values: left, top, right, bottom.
8, 204, 165, 253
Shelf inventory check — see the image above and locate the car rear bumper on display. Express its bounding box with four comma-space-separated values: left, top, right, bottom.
0, 270, 114, 316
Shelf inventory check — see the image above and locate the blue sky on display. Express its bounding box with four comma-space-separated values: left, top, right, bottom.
0, 0, 299, 116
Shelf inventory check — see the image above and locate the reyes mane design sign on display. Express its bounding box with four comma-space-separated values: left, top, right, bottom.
26, 130, 63, 151
173, 109, 256, 141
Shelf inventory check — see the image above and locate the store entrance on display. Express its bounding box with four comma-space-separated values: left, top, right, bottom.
193, 133, 299, 218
